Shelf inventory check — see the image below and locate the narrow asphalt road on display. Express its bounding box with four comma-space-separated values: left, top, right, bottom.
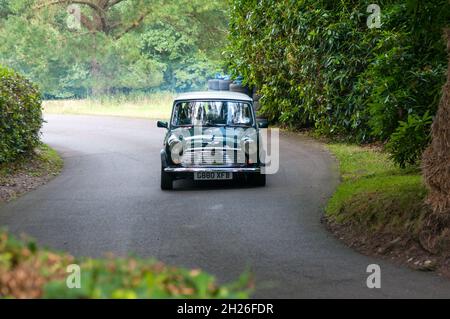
1, 115, 449, 298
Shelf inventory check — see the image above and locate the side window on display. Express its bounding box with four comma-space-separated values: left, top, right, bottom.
228, 103, 253, 125
193, 102, 205, 125
173, 102, 192, 126
242, 103, 252, 122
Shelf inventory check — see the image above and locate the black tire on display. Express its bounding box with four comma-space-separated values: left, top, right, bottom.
208, 79, 220, 91
229, 83, 249, 95
219, 80, 231, 91
249, 173, 266, 187
161, 167, 173, 190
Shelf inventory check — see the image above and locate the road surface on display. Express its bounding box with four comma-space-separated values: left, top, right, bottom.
1, 115, 449, 298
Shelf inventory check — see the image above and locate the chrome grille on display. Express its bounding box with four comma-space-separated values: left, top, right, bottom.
181, 147, 246, 166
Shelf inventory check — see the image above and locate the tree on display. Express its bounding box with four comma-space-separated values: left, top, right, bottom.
138, 0, 227, 91
0, 0, 12, 18
421, 28, 450, 253
33, 0, 162, 95
35, 0, 154, 38
140, 22, 218, 91
0, 0, 228, 96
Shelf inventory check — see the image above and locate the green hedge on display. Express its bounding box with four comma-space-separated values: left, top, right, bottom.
227, 0, 449, 165
0, 231, 251, 299
0, 66, 43, 163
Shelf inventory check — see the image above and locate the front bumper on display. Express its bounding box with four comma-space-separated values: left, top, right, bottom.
164, 167, 261, 173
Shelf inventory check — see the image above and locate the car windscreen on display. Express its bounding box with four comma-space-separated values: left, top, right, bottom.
171, 101, 254, 127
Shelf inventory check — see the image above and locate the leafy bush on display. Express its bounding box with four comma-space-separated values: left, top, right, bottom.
0, 65, 43, 163
387, 112, 433, 168
0, 230, 251, 299
226, 0, 449, 148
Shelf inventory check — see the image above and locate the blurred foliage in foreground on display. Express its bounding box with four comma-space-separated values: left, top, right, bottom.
0, 231, 251, 299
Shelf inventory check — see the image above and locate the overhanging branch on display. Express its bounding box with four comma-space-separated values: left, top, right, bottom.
114, 10, 150, 39
35, 0, 108, 32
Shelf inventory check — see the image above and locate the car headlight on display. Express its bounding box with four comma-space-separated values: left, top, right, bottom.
168, 137, 183, 164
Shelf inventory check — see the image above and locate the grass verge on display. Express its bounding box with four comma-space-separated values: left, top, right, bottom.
324, 143, 450, 275
0, 230, 251, 299
325, 144, 427, 234
0, 145, 63, 202
43, 92, 174, 120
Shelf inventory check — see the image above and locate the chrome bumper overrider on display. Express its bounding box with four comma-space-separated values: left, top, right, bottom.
164, 167, 261, 173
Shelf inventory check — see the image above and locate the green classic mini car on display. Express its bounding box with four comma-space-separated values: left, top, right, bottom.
157, 91, 268, 190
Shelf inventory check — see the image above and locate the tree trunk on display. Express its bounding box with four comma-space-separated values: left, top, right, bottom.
420, 28, 450, 254
90, 58, 103, 96
423, 28, 450, 214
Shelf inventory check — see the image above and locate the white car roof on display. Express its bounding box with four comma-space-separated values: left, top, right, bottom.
174, 91, 253, 102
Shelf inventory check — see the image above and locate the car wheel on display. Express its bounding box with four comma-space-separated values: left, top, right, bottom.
161, 167, 173, 190
249, 173, 266, 187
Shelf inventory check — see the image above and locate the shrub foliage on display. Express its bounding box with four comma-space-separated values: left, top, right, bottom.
226, 0, 449, 165
386, 112, 433, 168
0, 231, 251, 299
0, 65, 43, 163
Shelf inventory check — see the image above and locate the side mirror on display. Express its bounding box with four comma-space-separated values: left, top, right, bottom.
157, 121, 168, 129
257, 118, 269, 129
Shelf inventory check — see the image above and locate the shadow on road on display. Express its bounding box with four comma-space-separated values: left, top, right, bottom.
170, 179, 268, 192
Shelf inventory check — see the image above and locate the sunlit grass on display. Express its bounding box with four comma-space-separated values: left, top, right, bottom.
0, 144, 63, 202
43, 92, 175, 120
325, 143, 427, 234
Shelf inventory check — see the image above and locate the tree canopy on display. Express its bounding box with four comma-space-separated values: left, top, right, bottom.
0, 0, 228, 97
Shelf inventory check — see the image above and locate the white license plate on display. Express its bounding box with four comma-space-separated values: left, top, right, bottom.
194, 172, 233, 180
